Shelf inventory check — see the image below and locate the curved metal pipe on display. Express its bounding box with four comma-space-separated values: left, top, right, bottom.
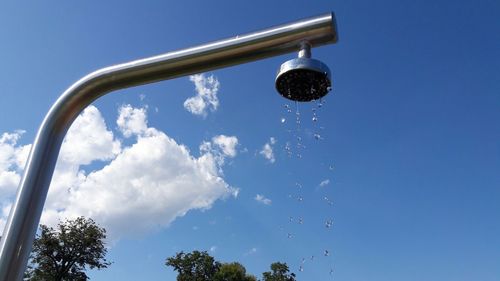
0, 12, 338, 280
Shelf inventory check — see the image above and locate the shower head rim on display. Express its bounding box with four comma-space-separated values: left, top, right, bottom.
275, 57, 332, 102
276, 57, 331, 82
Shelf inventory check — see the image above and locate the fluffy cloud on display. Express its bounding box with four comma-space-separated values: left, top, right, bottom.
183, 74, 220, 117
200, 135, 238, 169
244, 247, 257, 256
259, 137, 276, 163
255, 194, 272, 205
0, 131, 30, 197
0, 204, 11, 234
0, 105, 239, 238
0, 131, 29, 230
117, 105, 148, 137
212, 135, 238, 158
59, 106, 121, 165
319, 179, 330, 187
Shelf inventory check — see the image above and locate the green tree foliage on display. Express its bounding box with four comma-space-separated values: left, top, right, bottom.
166, 251, 221, 281
166, 251, 292, 281
26, 217, 111, 281
262, 262, 296, 281
213, 262, 257, 281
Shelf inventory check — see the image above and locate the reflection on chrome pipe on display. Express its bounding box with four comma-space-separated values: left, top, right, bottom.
0, 12, 337, 281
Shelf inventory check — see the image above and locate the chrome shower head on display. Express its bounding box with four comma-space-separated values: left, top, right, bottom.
275, 42, 331, 102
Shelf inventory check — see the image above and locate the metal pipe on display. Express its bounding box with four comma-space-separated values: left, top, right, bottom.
0, 12, 338, 280
298, 41, 312, 58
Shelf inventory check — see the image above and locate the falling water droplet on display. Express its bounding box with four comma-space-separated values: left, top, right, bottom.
327, 86, 332, 92
297, 196, 303, 202
314, 133, 322, 140
299, 265, 304, 272
324, 196, 334, 206
324, 250, 330, 256
281, 117, 286, 123
301, 257, 306, 264
329, 165, 335, 171
287, 233, 293, 239
312, 116, 318, 122
295, 182, 302, 189
298, 217, 304, 224
289, 216, 294, 223
311, 255, 315, 261
329, 269, 334, 275
325, 219, 333, 228
295, 102, 301, 125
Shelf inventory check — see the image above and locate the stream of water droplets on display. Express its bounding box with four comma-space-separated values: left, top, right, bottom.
279, 98, 336, 278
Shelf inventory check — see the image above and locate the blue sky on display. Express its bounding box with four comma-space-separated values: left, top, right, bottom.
1, 1, 499, 280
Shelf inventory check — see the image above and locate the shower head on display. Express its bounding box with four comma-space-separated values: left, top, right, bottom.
275, 42, 331, 102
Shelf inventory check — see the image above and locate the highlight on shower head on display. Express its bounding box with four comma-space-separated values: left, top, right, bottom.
275, 42, 331, 102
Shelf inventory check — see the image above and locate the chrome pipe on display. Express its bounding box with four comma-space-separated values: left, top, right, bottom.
0, 12, 337, 280
298, 41, 312, 58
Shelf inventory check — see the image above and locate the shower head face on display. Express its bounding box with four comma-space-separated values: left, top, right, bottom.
276, 57, 331, 102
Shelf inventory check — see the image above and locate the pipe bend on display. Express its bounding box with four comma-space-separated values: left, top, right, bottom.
0, 12, 338, 281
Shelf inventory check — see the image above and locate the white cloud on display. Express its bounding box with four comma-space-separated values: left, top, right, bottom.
60, 106, 121, 166
0, 171, 20, 196
259, 137, 276, 163
255, 194, 272, 205
183, 74, 220, 117
212, 135, 238, 158
0, 104, 239, 239
0, 131, 30, 197
117, 104, 148, 138
319, 179, 330, 187
200, 135, 239, 169
0, 203, 12, 232
244, 247, 257, 256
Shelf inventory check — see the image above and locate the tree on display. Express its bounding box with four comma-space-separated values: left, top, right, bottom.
165, 251, 221, 281
213, 262, 257, 281
262, 262, 296, 281
27, 217, 111, 281
166, 251, 294, 281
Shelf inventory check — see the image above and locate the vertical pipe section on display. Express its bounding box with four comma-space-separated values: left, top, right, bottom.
0, 12, 337, 281
298, 41, 312, 58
